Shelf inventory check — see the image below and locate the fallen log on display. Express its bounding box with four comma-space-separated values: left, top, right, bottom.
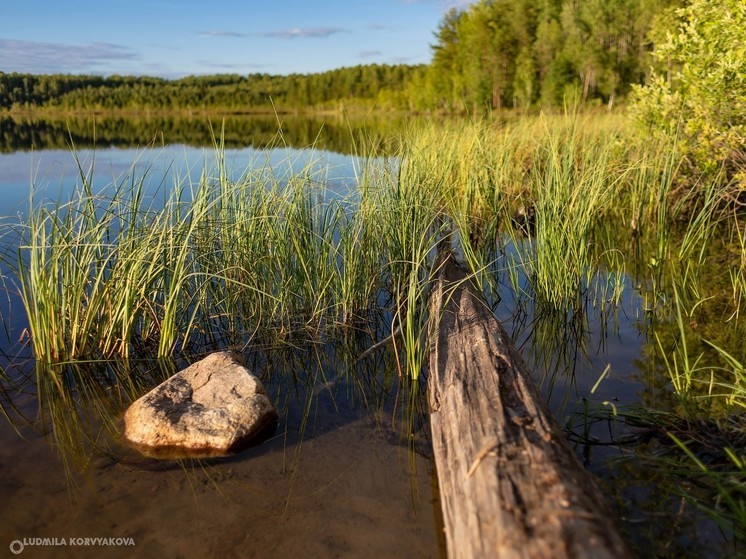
427, 253, 633, 559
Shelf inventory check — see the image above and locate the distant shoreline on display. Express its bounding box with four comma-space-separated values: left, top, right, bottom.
0, 105, 419, 120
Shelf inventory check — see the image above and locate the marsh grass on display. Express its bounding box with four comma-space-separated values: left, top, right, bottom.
728, 211, 746, 320
568, 403, 746, 550
399, 114, 746, 543
669, 432, 746, 542
5, 146, 361, 363
400, 114, 646, 315
3, 116, 745, 411
4, 115, 744, 413
3, 113, 746, 552
521, 117, 618, 309
0, 114, 648, 375
0, 129, 452, 389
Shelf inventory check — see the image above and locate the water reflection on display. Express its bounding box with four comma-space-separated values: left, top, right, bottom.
0, 113, 411, 155
0, 143, 363, 219
462, 225, 741, 557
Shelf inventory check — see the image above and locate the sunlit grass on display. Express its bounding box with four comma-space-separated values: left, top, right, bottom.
3, 113, 744, 415
4, 147, 353, 362
2, 113, 745, 551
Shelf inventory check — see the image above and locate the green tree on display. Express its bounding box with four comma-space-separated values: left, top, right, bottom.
427, 7, 465, 110
533, 0, 566, 106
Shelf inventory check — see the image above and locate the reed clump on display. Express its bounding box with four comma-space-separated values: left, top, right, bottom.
4, 113, 745, 411
3, 113, 745, 551
3, 149, 380, 362
2, 138, 446, 382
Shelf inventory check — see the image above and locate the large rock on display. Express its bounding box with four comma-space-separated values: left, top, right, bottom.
123, 351, 278, 458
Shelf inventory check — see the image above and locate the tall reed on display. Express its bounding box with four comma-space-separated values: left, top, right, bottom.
379, 141, 446, 381
6, 147, 354, 361
5, 114, 744, 403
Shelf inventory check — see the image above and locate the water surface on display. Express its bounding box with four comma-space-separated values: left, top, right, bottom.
0, 115, 443, 558
0, 114, 738, 558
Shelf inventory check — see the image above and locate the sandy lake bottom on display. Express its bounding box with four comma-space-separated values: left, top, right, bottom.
0, 371, 443, 559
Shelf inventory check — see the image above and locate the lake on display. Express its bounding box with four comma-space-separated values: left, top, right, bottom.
0, 115, 444, 559
0, 114, 737, 558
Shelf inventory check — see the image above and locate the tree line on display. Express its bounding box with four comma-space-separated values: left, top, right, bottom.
0, 65, 424, 112
414, 0, 679, 111
0, 0, 686, 113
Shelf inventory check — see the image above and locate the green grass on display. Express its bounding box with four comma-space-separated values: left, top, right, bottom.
3, 112, 746, 550
398, 113, 746, 542
0, 133, 444, 381
5, 113, 743, 396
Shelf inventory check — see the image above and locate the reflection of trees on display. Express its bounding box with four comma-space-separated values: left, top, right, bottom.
599, 451, 725, 559
489, 204, 746, 419
0, 114, 415, 155
628, 224, 746, 416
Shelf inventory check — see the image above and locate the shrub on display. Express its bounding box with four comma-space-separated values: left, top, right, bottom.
631, 0, 746, 186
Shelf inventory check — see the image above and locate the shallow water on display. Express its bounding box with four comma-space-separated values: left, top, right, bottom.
0, 143, 359, 219
0, 351, 442, 559
0, 116, 740, 558
0, 121, 442, 558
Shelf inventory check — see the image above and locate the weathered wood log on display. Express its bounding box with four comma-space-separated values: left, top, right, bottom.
428, 254, 633, 559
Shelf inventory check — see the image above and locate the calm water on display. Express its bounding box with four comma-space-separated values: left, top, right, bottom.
1, 345, 440, 559
0, 117, 443, 559
0, 116, 735, 558
0, 144, 359, 218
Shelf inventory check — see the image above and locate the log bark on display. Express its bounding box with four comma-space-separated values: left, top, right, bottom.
428, 254, 633, 559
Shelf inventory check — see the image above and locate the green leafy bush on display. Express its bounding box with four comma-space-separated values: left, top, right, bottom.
631, 0, 746, 185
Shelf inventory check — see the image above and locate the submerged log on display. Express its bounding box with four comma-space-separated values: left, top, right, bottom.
427, 254, 632, 559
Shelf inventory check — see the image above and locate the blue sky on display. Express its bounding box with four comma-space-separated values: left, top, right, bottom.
0, 0, 473, 77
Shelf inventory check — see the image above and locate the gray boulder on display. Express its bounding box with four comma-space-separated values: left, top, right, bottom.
123, 351, 278, 458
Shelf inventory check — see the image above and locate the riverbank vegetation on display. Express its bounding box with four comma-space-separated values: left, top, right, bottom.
3, 111, 743, 414
0, 0, 744, 553
2, 111, 744, 550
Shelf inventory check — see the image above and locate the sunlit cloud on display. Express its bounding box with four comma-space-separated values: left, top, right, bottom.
195, 60, 268, 70
358, 50, 383, 58
367, 23, 400, 31
256, 27, 347, 39
0, 39, 139, 73
196, 31, 247, 38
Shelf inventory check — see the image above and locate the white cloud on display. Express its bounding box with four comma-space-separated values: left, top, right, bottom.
0, 39, 139, 73
196, 31, 247, 38
256, 27, 347, 39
